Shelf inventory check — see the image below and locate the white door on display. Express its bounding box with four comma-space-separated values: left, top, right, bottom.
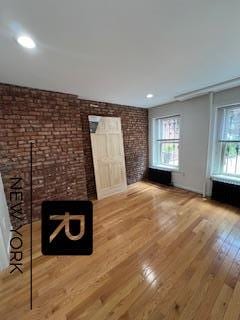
89, 116, 127, 199
0, 173, 11, 270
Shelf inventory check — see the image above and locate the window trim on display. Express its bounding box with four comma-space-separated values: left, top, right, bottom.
212, 103, 240, 179
152, 114, 181, 170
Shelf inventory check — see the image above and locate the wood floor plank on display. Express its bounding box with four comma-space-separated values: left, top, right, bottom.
210, 284, 233, 320
223, 281, 240, 320
0, 181, 240, 320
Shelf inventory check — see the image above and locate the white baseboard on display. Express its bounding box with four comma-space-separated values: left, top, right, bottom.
173, 183, 202, 195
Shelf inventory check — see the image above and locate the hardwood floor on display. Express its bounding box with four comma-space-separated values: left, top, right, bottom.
1, 181, 240, 320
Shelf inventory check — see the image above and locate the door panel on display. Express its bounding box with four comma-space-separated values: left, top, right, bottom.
110, 163, 123, 186
89, 116, 127, 199
94, 134, 108, 158
98, 162, 110, 189
108, 134, 122, 157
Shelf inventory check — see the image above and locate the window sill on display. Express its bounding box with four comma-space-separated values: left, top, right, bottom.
151, 164, 180, 172
211, 174, 240, 186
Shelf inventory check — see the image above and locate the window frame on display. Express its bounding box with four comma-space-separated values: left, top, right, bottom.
213, 104, 240, 178
152, 115, 181, 170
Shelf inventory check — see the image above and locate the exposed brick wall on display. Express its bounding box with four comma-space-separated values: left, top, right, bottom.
0, 83, 148, 228
79, 100, 148, 198
0, 83, 87, 228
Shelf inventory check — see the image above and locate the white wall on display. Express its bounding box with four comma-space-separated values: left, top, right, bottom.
213, 86, 240, 107
149, 86, 240, 195
149, 95, 210, 194
0, 173, 11, 270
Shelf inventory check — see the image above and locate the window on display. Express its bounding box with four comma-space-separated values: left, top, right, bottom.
153, 115, 180, 169
214, 105, 240, 177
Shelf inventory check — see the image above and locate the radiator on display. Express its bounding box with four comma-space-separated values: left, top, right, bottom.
211, 180, 240, 208
148, 168, 172, 186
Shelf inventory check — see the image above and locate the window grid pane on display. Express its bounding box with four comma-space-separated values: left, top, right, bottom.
220, 142, 240, 176
223, 108, 240, 141
161, 117, 180, 140
159, 142, 179, 167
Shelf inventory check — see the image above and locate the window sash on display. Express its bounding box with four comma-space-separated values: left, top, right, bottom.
156, 115, 180, 140
215, 105, 240, 177
218, 141, 240, 177
221, 106, 240, 141
156, 139, 179, 142
158, 141, 179, 167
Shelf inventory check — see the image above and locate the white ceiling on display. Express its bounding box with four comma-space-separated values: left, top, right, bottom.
0, 0, 240, 108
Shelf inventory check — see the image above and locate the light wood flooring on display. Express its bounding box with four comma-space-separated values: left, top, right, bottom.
1, 181, 240, 319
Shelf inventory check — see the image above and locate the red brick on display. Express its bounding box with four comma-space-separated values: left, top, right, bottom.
0, 82, 148, 228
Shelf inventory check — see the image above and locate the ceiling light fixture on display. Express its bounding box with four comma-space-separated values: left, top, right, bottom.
17, 36, 36, 49
146, 93, 154, 99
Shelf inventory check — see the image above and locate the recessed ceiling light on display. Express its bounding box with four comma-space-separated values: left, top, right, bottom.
17, 36, 36, 49
146, 93, 154, 99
